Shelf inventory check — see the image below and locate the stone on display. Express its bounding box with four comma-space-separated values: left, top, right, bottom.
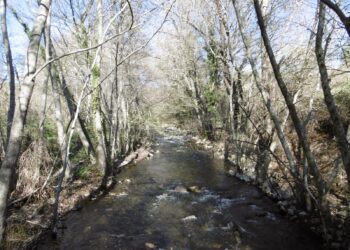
182, 215, 197, 222
188, 186, 202, 193
279, 206, 287, 213
227, 169, 236, 177
287, 208, 295, 216
326, 234, 333, 241
310, 218, 321, 225
221, 222, 234, 231
298, 211, 308, 218
145, 242, 156, 249
212, 243, 223, 249
336, 230, 343, 238
233, 230, 242, 244
255, 211, 268, 217
124, 178, 131, 184
116, 192, 128, 198
174, 186, 189, 194
278, 201, 289, 207
290, 215, 298, 221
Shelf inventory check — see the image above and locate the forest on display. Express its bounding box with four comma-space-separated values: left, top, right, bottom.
0, 0, 349, 249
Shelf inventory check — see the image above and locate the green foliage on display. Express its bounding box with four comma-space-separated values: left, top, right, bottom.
76, 165, 92, 179
43, 120, 59, 151
76, 25, 89, 49
203, 36, 221, 119
203, 84, 219, 114
6, 223, 30, 241
333, 81, 350, 118
91, 66, 101, 111
205, 38, 220, 86
92, 65, 101, 80
341, 45, 350, 64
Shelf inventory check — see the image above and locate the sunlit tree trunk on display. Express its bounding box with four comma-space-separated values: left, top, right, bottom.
0, 0, 51, 245
94, 0, 110, 189
45, 15, 71, 179
0, 0, 15, 148
51, 48, 96, 159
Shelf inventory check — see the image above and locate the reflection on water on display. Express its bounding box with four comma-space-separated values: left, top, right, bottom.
36, 136, 321, 250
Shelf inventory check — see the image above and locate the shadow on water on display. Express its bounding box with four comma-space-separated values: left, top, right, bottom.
35, 135, 321, 250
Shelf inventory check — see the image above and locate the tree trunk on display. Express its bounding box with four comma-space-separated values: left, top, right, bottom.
232, 0, 298, 180
95, 0, 110, 189
320, 0, 350, 38
0, 0, 16, 148
316, 2, 350, 191
51, 47, 96, 158
253, 0, 327, 210
255, 136, 271, 185
38, 69, 49, 145
0, 0, 51, 245
45, 16, 71, 179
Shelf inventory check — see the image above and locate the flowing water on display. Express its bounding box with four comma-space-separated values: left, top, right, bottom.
37, 135, 321, 250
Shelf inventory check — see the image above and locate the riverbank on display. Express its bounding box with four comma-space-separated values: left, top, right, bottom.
190, 134, 349, 249
4, 144, 155, 250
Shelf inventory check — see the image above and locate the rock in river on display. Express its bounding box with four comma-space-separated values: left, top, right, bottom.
187, 186, 202, 193
182, 215, 197, 222
145, 242, 157, 249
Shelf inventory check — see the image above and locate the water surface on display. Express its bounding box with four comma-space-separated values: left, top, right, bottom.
37, 135, 321, 249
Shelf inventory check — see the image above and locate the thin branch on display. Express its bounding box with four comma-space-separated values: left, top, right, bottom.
321, 0, 350, 37
30, 2, 135, 81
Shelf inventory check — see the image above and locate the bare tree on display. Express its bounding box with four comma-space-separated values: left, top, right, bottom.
321, 0, 350, 37
315, 2, 350, 191
253, 0, 327, 210
0, 0, 52, 244
0, 0, 15, 147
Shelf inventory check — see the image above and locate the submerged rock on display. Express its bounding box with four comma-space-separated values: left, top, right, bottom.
124, 179, 131, 184
182, 215, 197, 222
145, 242, 156, 249
174, 185, 189, 194
226, 169, 236, 177
221, 222, 234, 231
298, 211, 308, 218
187, 186, 202, 193
115, 192, 128, 198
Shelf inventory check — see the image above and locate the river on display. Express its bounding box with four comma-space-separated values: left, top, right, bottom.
36, 135, 321, 249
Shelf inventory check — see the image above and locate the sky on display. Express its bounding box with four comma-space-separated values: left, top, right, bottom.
1, 0, 349, 80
